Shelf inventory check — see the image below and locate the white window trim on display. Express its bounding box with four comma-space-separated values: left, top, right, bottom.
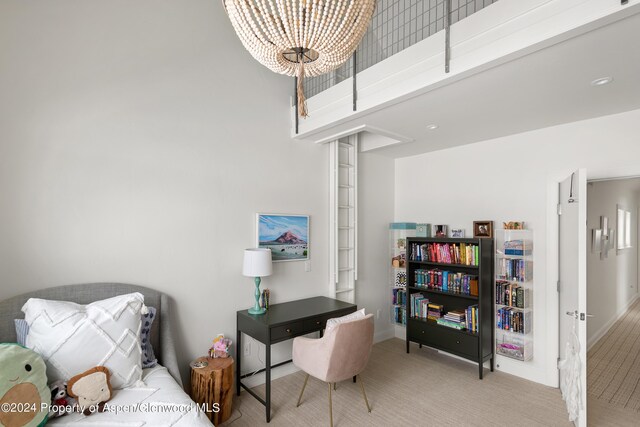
616, 204, 632, 252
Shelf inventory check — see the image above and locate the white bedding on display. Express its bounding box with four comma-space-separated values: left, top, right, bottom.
48, 365, 213, 427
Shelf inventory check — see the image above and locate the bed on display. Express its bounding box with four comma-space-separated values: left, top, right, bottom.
0, 283, 213, 426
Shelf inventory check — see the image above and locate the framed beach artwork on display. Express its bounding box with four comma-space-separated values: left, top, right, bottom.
257, 214, 309, 262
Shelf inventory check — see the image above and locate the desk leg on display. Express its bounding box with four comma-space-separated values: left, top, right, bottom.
236, 329, 241, 396
266, 342, 271, 422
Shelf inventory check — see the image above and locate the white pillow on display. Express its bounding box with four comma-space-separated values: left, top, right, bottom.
326, 308, 366, 331
22, 292, 146, 389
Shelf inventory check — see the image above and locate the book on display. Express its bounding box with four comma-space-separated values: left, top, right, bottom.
436, 318, 466, 330
504, 239, 532, 256
427, 303, 444, 320
414, 268, 478, 297
410, 293, 429, 319
410, 242, 479, 266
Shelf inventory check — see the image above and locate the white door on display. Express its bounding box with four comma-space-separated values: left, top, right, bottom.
558, 169, 588, 427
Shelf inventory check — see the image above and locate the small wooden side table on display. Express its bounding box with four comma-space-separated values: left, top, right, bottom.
190, 356, 234, 425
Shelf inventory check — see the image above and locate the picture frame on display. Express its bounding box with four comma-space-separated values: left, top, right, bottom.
450, 228, 465, 238
257, 213, 309, 262
432, 225, 448, 238
416, 223, 431, 237
473, 221, 494, 238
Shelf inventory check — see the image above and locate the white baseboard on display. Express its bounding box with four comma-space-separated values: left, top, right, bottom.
587, 292, 640, 351
241, 361, 301, 388
394, 324, 406, 339
374, 327, 396, 343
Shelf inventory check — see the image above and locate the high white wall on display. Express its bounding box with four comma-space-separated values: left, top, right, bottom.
586, 179, 640, 348
395, 107, 640, 387
0, 0, 329, 383
356, 152, 396, 343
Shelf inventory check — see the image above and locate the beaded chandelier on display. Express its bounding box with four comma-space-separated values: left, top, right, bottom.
222, 0, 376, 117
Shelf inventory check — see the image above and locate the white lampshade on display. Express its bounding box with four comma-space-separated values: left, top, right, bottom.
242, 248, 273, 277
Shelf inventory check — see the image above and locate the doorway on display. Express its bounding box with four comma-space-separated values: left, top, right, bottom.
586, 177, 640, 426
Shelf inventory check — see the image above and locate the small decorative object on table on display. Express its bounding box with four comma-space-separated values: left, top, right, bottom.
191, 360, 209, 369
503, 221, 524, 230
394, 270, 407, 287
391, 253, 406, 268
450, 228, 465, 238
261, 288, 270, 310
416, 223, 431, 237
473, 221, 494, 238
209, 334, 232, 359
190, 356, 234, 425
433, 225, 448, 237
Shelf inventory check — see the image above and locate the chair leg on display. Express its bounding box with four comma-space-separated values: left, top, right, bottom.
357, 375, 371, 413
296, 374, 310, 407
328, 382, 333, 427
333, 382, 336, 391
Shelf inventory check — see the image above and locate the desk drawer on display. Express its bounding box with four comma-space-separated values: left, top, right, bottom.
271, 322, 304, 342
303, 315, 330, 331
303, 309, 357, 332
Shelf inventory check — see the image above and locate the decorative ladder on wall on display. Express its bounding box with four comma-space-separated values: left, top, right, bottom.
329, 135, 358, 303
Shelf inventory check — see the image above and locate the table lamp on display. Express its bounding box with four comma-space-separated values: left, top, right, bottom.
242, 248, 273, 315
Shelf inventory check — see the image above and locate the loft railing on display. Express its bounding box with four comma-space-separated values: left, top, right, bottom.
303, 0, 498, 100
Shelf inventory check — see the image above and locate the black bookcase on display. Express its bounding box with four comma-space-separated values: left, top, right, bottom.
405, 237, 494, 379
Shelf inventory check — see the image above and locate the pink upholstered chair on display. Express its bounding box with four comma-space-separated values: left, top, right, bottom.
292, 314, 374, 426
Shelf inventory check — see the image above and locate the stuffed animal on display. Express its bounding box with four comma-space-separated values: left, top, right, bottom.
48, 379, 76, 418
209, 334, 232, 358
67, 366, 112, 416
0, 343, 49, 427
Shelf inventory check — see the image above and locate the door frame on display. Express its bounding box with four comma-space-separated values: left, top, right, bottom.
551, 172, 640, 386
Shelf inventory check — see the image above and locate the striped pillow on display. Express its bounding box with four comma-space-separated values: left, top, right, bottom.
14, 319, 29, 346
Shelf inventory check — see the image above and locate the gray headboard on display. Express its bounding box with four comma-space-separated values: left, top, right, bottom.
0, 283, 182, 387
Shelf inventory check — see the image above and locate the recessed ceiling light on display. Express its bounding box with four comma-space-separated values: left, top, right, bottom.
426, 124, 439, 130
591, 77, 613, 86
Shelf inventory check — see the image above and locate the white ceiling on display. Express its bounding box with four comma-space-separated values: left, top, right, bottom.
314, 10, 640, 159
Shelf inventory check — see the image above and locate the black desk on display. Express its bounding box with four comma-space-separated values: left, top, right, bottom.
236, 296, 357, 422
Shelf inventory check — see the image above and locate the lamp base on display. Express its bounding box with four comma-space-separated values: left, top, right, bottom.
249, 276, 266, 315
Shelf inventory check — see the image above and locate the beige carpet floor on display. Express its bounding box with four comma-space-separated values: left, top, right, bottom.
222, 338, 571, 427
588, 298, 640, 425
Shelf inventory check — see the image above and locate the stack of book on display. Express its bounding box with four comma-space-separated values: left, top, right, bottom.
504, 239, 532, 256
427, 303, 444, 321
410, 293, 430, 320
436, 310, 467, 330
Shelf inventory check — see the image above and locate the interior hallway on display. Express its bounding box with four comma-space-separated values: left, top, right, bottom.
588, 298, 640, 426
